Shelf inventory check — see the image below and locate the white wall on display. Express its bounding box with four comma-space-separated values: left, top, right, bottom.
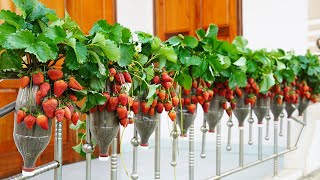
116, 0, 154, 36
242, 0, 308, 54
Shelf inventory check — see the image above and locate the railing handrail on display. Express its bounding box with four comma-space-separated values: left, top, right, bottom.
0, 101, 16, 118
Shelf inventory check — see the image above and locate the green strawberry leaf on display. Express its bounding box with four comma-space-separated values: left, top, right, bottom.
233, 57, 246, 67
146, 84, 160, 99
44, 25, 66, 43
167, 36, 182, 46
0, 10, 25, 29
25, 41, 55, 62
196, 28, 206, 40
229, 70, 247, 89
185, 56, 201, 66
5, 29, 35, 49
157, 46, 177, 63
136, 31, 153, 43
0, 23, 17, 44
0, 50, 22, 71
72, 143, 83, 153
176, 73, 192, 90
183, 36, 198, 48
88, 50, 106, 76
89, 20, 111, 35
64, 46, 80, 70
118, 44, 134, 67
259, 73, 275, 92
81, 92, 106, 113
206, 24, 219, 38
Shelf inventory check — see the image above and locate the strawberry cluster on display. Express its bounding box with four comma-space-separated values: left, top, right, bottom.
89, 68, 133, 127
283, 84, 299, 104
295, 80, 317, 103
17, 69, 82, 130
270, 84, 284, 105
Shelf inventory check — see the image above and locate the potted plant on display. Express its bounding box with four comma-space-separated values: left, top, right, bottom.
0, 1, 83, 175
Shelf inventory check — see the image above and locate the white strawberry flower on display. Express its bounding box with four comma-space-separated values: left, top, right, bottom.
135, 43, 142, 53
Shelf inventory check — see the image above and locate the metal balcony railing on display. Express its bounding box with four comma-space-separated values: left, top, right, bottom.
0, 99, 307, 180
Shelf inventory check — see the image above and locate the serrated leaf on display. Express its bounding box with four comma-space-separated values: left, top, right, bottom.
0, 51, 22, 71
276, 61, 286, 71
176, 73, 192, 90
259, 73, 275, 92
136, 31, 153, 43
232, 36, 248, 49
137, 54, 148, 65
192, 59, 208, 78
146, 84, 160, 99
183, 36, 198, 48
89, 20, 111, 35
167, 36, 182, 46
247, 59, 258, 73
25, 41, 54, 62
229, 71, 247, 89
69, 120, 85, 130
81, 92, 106, 113
27, 1, 55, 21
5, 30, 35, 49
0, 10, 25, 29
206, 24, 219, 38
72, 143, 82, 153
157, 46, 177, 63
75, 42, 87, 64
196, 28, 206, 39
64, 46, 80, 70
12, 0, 35, 18
119, 44, 134, 67
0, 23, 16, 44
88, 50, 106, 76
90, 77, 105, 91
121, 27, 132, 43
233, 57, 246, 66
186, 56, 201, 66
44, 26, 66, 43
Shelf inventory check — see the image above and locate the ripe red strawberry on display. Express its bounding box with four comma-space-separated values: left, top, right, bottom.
131, 101, 140, 114
54, 80, 68, 97
120, 118, 129, 127
47, 69, 63, 81
164, 102, 173, 111
172, 97, 179, 106
221, 101, 228, 110
302, 85, 309, 92
191, 95, 198, 104
248, 78, 254, 85
274, 85, 281, 94
162, 82, 172, 89
42, 98, 58, 118
158, 90, 166, 101
32, 72, 44, 85
24, 114, 36, 129
276, 96, 283, 105
161, 72, 172, 82
112, 84, 121, 93
123, 71, 132, 83
283, 86, 290, 94
36, 114, 49, 130
183, 98, 190, 105
109, 68, 117, 77
117, 106, 127, 119
68, 77, 82, 90
203, 91, 209, 101
304, 92, 311, 99
168, 111, 176, 121
202, 102, 210, 113
98, 105, 105, 112
226, 108, 232, 117
68, 104, 74, 114
208, 90, 214, 98
36, 90, 43, 105
192, 80, 198, 88
90, 107, 97, 113
17, 110, 26, 123
20, 76, 30, 88
235, 88, 242, 97
188, 104, 196, 114
64, 106, 72, 120
156, 102, 164, 113
55, 108, 65, 122
118, 93, 128, 106
151, 99, 158, 108
40, 82, 50, 97
107, 97, 119, 112
197, 96, 204, 105
149, 107, 155, 116
71, 112, 80, 125
170, 91, 177, 97
231, 102, 236, 110
152, 75, 160, 84
196, 87, 203, 95
115, 73, 125, 84
183, 89, 191, 96
69, 94, 78, 101
141, 102, 150, 114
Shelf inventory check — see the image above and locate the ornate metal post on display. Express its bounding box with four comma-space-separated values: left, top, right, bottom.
258, 123, 263, 160
279, 113, 284, 136
171, 125, 178, 167
239, 126, 244, 167
111, 138, 118, 180
83, 114, 94, 180
131, 124, 139, 180
189, 123, 195, 180
216, 122, 221, 178
54, 119, 62, 180
200, 119, 207, 158
248, 106, 254, 145
287, 118, 291, 149
155, 116, 161, 180
265, 112, 271, 140
226, 115, 233, 151
274, 120, 279, 177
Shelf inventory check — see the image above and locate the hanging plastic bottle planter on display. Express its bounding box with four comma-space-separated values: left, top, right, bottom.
135, 111, 159, 147
176, 106, 197, 137
233, 92, 250, 127
14, 86, 53, 176
253, 96, 270, 124
297, 97, 309, 116
90, 110, 119, 161
204, 96, 224, 132
270, 96, 285, 120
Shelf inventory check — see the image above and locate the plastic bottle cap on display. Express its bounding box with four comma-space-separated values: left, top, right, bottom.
22, 170, 35, 177
99, 156, 109, 161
